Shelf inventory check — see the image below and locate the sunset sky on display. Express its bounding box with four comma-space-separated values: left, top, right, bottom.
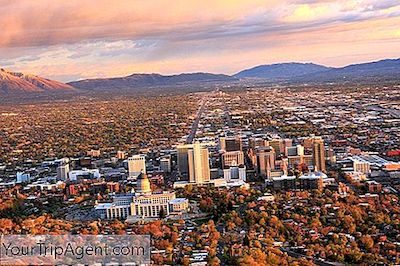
1, 0, 400, 82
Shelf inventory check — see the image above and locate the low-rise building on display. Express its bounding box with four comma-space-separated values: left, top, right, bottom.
367, 180, 382, 193
69, 168, 100, 181
16, 172, 31, 183
272, 175, 296, 190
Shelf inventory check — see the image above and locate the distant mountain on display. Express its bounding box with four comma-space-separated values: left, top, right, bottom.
68, 72, 236, 90
0, 68, 75, 94
295, 58, 400, 82
2, 57, 399, 96
234, 63, 331, 80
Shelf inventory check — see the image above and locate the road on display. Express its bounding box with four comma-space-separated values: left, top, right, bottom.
186, 96, 208, 144
222, 101, 234, 128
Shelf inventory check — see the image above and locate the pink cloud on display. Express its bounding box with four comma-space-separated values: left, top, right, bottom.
0, 0, 399, 81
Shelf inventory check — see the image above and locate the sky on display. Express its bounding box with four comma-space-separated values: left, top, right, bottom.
1, 0, 400, 82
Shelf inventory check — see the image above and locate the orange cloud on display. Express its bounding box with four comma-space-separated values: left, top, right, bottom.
1, 0, 400, 81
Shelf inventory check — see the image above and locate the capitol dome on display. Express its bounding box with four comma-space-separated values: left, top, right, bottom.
136, 172, 152, 195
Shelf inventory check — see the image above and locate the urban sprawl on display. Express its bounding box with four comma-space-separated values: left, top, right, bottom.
0, 85, 399, 265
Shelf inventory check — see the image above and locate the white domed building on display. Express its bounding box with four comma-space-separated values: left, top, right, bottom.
135, 172, 152, 195
95, 172, 189, 220
130, 172, 188, 219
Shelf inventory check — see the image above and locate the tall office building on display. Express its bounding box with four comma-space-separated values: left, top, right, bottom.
56, 158, 70, 180
57, 164, 70, 180
267, 138, 293, 158
222, 151, 244, 168
160, 157, 172, 173
249, 137, 267, 149
223, 161, 246, 183
255, 146, 276, 178
303, 137, 315, 150
280, 158, 289, 175
268, 139, 282, 158
177, 145, 190, 176
128, 155, 146, 177
286, 145, 304, 157
313, 137, 326, 172
188, 142, 210, 184
220, 136, 242, 152
300, 136, 326, 172
116, 151, 126, 160
286, 144, 314, 169
283, 139, 293, 156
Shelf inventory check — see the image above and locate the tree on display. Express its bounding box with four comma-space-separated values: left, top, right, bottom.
360, 235, 374, 251
243, 235, 250, 246
159, 207, 166, 219
182, 256, 190, 266
0, 218, 14, 233
208, 256, 220, 266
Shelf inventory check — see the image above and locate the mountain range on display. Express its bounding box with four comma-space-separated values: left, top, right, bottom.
1, 58, 399, 95
294, 59, 400, 82
0, 68, 75, 94
67, 73, 235, 90
234, 62, 331, 80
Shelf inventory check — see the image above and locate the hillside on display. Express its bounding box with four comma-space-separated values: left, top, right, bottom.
0, 68, 75, 94
295, 58, 400, 82
68, 73, 237, 90
234, 63, 331, 80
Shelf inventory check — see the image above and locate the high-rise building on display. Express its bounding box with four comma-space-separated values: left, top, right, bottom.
249, 137, 267, 149
327, 148, 336, 164
280, 158, 289, 175
223, 164, 246, 183
188, 142, 210, 184
286, 145, 304, 157
312, 137, 326, 172
177, 143, 210, 182
117, 151, 126, 160
57, 164, 70, 180
287, 155, 302, 169
160, 157, 172, 173
177, 145, 190, 176
283, 139, 293, 156
268, 139, 282, 157
255, 146, 275, 178
286, 144, 310, 169
220, 136, 242, 152
349, 156, 371, 174
303, 155, 314, 169
300, 136, 326, 172
128, 155, 146, 177
222, 151, 244, 168
303, 137, 315, 150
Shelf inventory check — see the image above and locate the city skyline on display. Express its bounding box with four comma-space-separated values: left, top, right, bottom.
1, 1, 400, 265
1, 0, 400, 81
